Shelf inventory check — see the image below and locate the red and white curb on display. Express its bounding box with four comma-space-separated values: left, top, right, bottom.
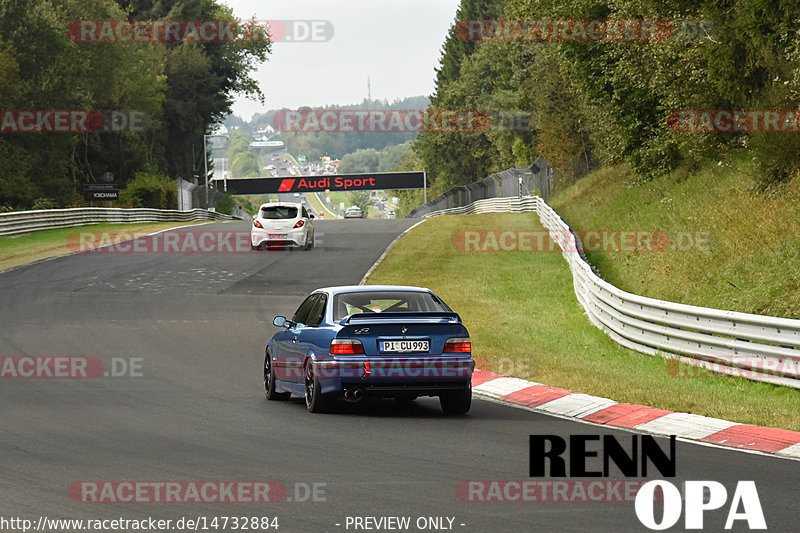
471, 370, 800, 460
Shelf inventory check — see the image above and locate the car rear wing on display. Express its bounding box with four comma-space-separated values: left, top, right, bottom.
341, 311, 461, 325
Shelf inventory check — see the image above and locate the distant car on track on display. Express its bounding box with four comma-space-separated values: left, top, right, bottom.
251, 202, 315, 250
264, 285, 474, 414
344, 206, 363, 218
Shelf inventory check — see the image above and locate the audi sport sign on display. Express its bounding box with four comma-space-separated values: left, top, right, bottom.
215, 171, 425, 195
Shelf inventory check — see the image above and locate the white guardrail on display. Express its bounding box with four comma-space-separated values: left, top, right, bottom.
424, 196, 800, 388
0, 207, 240, 237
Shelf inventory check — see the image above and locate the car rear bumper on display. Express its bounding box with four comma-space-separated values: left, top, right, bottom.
313, 357, 474, 396
251, 228, 308, 247
255, 239, 302, 248
341, 381, 469, 398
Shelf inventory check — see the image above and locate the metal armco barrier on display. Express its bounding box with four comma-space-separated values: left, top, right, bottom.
408, 158, 552, 218
421, 196, 538, 218
423, 195, 800, 388
0, 208, 241, 237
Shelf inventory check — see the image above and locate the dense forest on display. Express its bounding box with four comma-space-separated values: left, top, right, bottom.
6, 0, 800, 211
415, 0, 800, 194
226, 96, 429, 161
0, 0, 269, 209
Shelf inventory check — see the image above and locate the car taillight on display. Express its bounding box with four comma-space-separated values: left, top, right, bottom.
444, 337, 471, 353
330, 338, 365, 355
294, 220, 305, 228
253, 220, 263, 228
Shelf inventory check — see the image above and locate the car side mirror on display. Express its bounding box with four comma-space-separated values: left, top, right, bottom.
273, 316, 288, 327
309, 214, 315, 219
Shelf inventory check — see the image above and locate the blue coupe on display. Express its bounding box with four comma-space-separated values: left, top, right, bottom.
264, 285, 475, 414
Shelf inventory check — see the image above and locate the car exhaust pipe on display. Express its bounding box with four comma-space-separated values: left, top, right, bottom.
343, 388, 363, 403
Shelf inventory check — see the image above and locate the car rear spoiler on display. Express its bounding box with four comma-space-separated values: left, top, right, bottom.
341, 311, 461, 325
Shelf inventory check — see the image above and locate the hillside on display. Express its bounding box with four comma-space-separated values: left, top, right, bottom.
224, 96, 429, 161
549, 157, 800, 318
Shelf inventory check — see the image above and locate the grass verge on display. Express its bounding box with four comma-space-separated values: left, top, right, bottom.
306, 192, 340, 219
0, 221, 210, 272
549, 160, 800, 318
365, 213, 800, 431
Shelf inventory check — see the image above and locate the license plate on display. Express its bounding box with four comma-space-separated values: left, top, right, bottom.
380, 340, 429, 353
268, 234, 286, 240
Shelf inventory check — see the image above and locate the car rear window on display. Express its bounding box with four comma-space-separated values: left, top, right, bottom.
332, 291, 450, 320
260, 206, 298, 219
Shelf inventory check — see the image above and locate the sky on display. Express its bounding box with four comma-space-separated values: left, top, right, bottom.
222, 0, 462, 121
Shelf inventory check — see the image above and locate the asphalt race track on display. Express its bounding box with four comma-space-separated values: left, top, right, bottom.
1, 219, 797, 532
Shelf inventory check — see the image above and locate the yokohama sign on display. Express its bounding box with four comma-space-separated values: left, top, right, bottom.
218, 171, 425, 194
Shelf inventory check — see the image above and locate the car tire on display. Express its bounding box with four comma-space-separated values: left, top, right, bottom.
439, 385, 471, 415
304, 361, 332, 413
264, 349, 290, 401
304, 232, 314, 250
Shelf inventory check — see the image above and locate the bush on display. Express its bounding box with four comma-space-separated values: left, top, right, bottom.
216, 193, 234, 215
235, 196, 257, 215
31, 198, 59, 210
119, 172, 177, 209
748, 132, 800, 188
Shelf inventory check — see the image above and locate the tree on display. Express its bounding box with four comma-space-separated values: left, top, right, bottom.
349, 190, 371, 217
231, 152, 260, 178
338, 149, 380, 174
417, 0, 800, 190
0, 0, 272, 209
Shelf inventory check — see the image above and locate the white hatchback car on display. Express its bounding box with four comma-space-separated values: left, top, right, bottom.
251, 202, 315, 250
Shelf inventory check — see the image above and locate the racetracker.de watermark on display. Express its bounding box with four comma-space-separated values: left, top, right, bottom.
68, 230, 260, 254
272, 109, 492, 134
69, 481, 288, 504
0, 110, 147, 133
271, 109, 534, 133
665, 357, 800, 380
668, 110, 800, 133
0, 356, 143, 378
457, 480, 657, 502
68, 20, 333, 43
455, 19, 717, 43
274, 360, 474, 381
451, 229, 715, 253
